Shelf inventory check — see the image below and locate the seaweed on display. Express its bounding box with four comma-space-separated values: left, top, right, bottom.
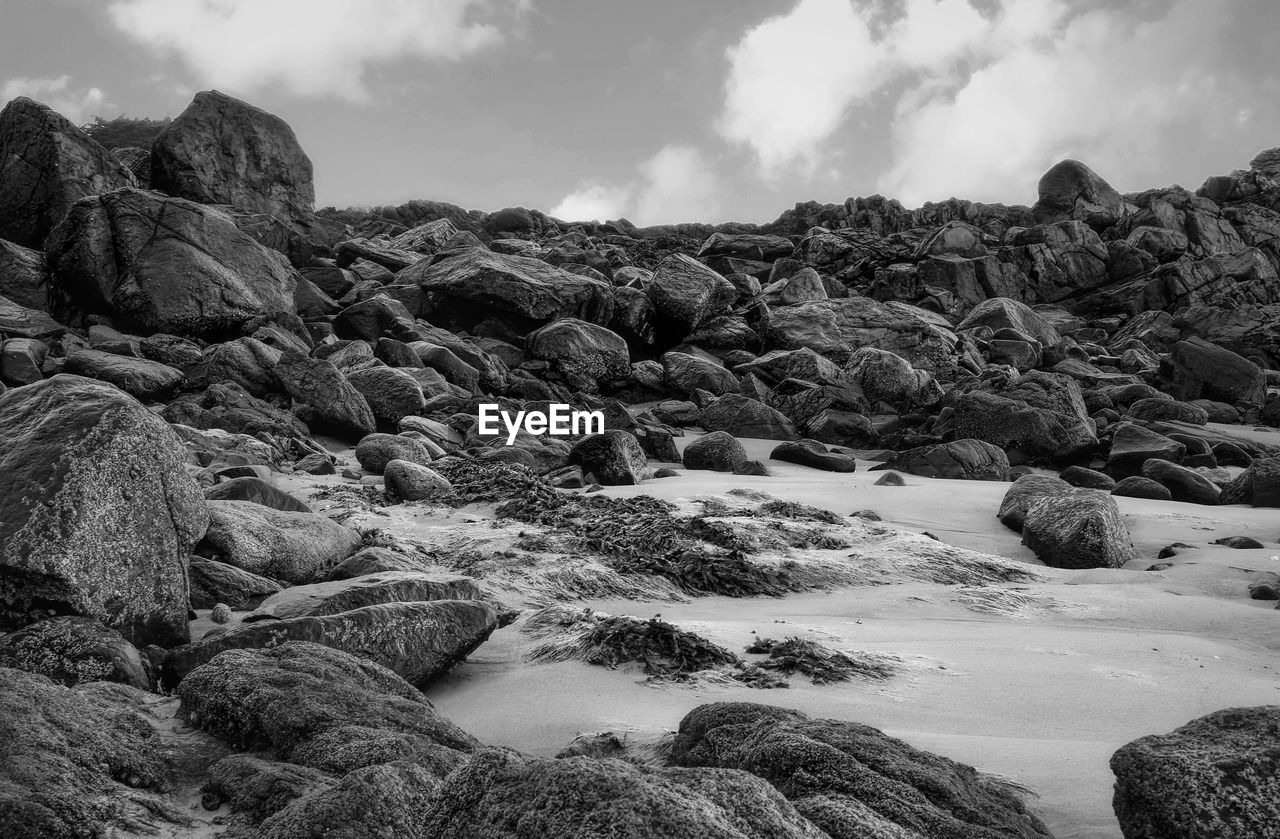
745, 637, 898, 683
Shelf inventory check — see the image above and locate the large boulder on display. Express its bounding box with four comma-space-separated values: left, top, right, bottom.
1032, 159, 1129, 230
1140, 459, 1220, 505
663, 351, 739, 396
345, 366, 426, 426
1160, 337, 1266, 407
947, 388, 1096, 462
683, 431, 749, 472
276, 351, 376, 440
45, 189, 298, 340
1111, 706, 1280, 839
764, 296, 959, 371
0, 238, 51, 311
161, 599, 499, 690
384, 460, 453, 501
568, 430, 650, 485
1106, 422, 1186, 478
403, 247, 614, 325
188, 557, 284, 610
163, 381, 309, 440
355, 432, 434, 474
527, 318, 630, 392
671, 702, 1053, 839
997, 474, 1074, 532
1219, 456, 1280, 507
0, 97, 135, 248
204, 476, 312, 514
700, 393, 799, 440
842, 346, 941, 410
874, 439, 1010, 481
242, 571, 485, 623
151, 90, 315, 231
0, 375, 206, 646
0, 616, 150, 689
62, 348, 184, 401
647, 253, 736, 339
1022, 490, 1135, 569
198, 500, 364, 584
956, 297, 1063, 348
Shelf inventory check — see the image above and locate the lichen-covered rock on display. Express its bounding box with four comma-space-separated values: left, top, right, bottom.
1022, 489, 1135, 569
161, 600, 498, 690
198, 500, 364, 584
355, 432, 435, 474
763, 296, 959, 372
45, 188, 298, 340
421, 746, 826, 839
0, 97, 135, 248
527, 318, 631, 392
204, 754, 333, 824
683, 430, 749, 472
875, 439, 1010, 481
243, 571, 484, 623
0, 616, 150, 689
997, 474, 1074, 533
568, 430, 650, 485
384, 459, 453, 501
1111, 706, 1280, 839
0, 375, 206, 647
671, 702, 1053, 839
257, 760, 447, 839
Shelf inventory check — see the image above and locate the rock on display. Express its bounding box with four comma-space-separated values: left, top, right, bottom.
404, 247, 613, 325
202, 754, 333, 823
188, 337, 282, 397
324, 548, 433, 581
1141, 459, 1221, 505
276, 351, 376, 440
527, 318, 630, 392
700, 393, 799, 440
355, 433, 435, 474
1107, 422, 1186, 478
874, 471, 906, 486
62, 348, 184, 401
764, 296, 959, 372
762, 266, 827, 306
1161, 337, 1266, 407
0, 666, 192, 838
843, 347, 941, 410
802, 408, 877, 447
189, 557, 284, 610
210, 603, 233, 624
1111, 706, 1280, 839
956, 297, 1063, 348
683, 431, 749, 472
946, 382, 1096, 462
1022, 490, 1135, 569
1219, 456, 1280, 507
663, 351, 739, 396
164, 382, 309, 440
1213, 535, 1265, 549
0, 237, 51, 311
151, 90, 314, 231
0, 292, 65, 340
568, 430, 650, 485
161, 600, 498, 690
671, 702, 1053, 839
733, 459, 769, 476
874, 439, 1010, 481
205, 477, 312, 513
346, 366, 426, 426
770, 439, 858, 472
243, 571, 484, 623
1060, 465, 1116, 490
1033, 159, 1129, 230
1111, 476, 1173, 501
0, 97, 136, 248
1, 337, 48, 385
0, 375, 206, 647
384, 459, 453, 501
997, 474, 1074, 532
647, 253, 736, 339
1125, 397, 1208, 425
0, 616, 150, 689
46, 189, 298, 340
198, 500, 364, 584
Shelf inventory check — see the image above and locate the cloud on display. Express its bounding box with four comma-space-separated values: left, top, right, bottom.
106, 0, 525, 101
551, 144, 719, 226
1, 76, 106, 124
718, 0, 1280, 207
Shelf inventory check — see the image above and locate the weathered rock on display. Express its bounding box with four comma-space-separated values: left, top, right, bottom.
384, 459, 453, 501
946, 383, 1096, 462
0, 375, 205, 646
527, 318, 630, 392
663, 351, 739, 396
46, 189, 298, 340
324, 548, 434, 582
188, 337, 282, 397
0, 616, 150, 689
62, 348, 184, 401
1160, 337, 1266, 407
956, 297, 1063, 348
0, 97, 136, 248
1111, 476, 1173, 501
188, 557, 284, 611
1107, 422, 1186, 478
1022, 489, 1135, 569
164, 382, 309, 440
161, 600, 498, 690
997, 474, 1074, 532
198, 500, 364, 584
1111, 706, 1280, 839
764, 296, 959, 371
0, 237, 50, 311
205, 477, 312, 513
762, 266, 827, 306
1141, 459, 1221, 505
683, 431, 749, 472
151, 90, 315, 230
700, 393, 799, 440
346, 366, 426, 426
276, 351, 375, 440
355, 432, 434, 474
1060, 465, 1116, 491
843, 346, 941, 410
568, 430, 650, 485
203, 754, 333, 824
1, 337, 48, 385
243, 571, 484, 623
1125, 397, 1208, 425
1033, 159, 1129, 230
1219, 456, 1280, 507
0, 292, 65, 339
770, 439, 858, 472
874, 439, 1010, 481
671, 702, 1053, 839
647, 253, 736, 339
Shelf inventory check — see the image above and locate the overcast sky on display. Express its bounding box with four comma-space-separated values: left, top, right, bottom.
3, 0, 1279, 225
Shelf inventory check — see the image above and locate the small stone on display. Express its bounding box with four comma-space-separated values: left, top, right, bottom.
210, 603, 233, 624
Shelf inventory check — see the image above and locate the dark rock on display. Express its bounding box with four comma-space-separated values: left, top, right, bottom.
843, 346, 941, 410
1022, 489, 1135, 569
0, 616, 150, 689
334, 295, 420, 344
355, 433, 434, 474
945, 379, 1097, 462
0, 375, 206, 646
1033, 159, 1129, 230
527, 318, 630, 392
1125, 397, 1208, 425
1060, 465, 1116, 490
198, 500, 364, 584
1, 337, 48, 386
1219, 456, 1280, 507
189, 557, 284, 610
1161, 337, 1266, 407
1141, 459, 1221, 505
205, 477, 312, 513
663, 351, 739, 396
764, 296, 959, 371
997, 474, 1074, 533
683, 431, 749, 472
203, 754, 333, 823
384, 459, 452, 501
1212, 536, 1265, 549
733, 459, 770, 476
161, 600, 498, 690
956, 297, 1063, 348
647, 253, 736, 339
1106, 422, 1186, 478
46, 189, 298, 340
874, 439, 1010, 481
188, 337, 282, 397
324, 548, 432, 581
61, 348, 184, 401
346, 366, 426, 426
874, 471, 906, 486
0, 237, 50, 312
1111, 706, 1280, 839
0, 97, 135, 248
700, 393, 799, 440
243, 571, 484, 623
770, 439, 858, 472
1112, 476, 1173, 501
802, 408, 878, 448
276, 351, 375, 440
568, 430, 649, 485
164, 381, 309, 440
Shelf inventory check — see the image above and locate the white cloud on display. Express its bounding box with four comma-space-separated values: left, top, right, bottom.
106, 0, 524, 101
1, 76, 106, 124
550, 144, 719, 226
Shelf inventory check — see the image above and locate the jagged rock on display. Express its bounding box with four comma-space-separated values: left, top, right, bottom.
770, 439, 858, 472
0, 616, 150, 689
46, 189, 299, 339
1032, 159, 1129, 230
671, 702, 1052, 839
527, 318, 630, 392
404, 247, 614, 325
1022, 490, 1135, 569
683, 430, 749, 472
1141, 459, 1220, 505
346, 366, 426, 425
334, 295, 421, 344
1007, 221, 1111, 304
1111, 706, 1280, 839
355, 433, 434, 474
163, 382, 309, 439
647, 253, 736, 339
152, 90, 315, 230
162, 600, 498, 690
0, 97, 136, 248
242, 571, 484, 623
205, 476, 312, 513
198, 500, 364, 584
0, 238, 50, 311
384, 459, 453, 501
764, 296, 959, 371
874, 439, 1010, 481
700, 393, 799, 440
62, 348, 184, 401
1219, 456, 1280, 507
997, 474, 1074, 532
1160, 337, 1266, 407
663, 351, 739, 396
568, 430, 650, 485
0, 292, 65, 339
0, 375, 205, 646
276, 351, 376, 440
189, 557, 284, 611
843, 346, 941, 410
697, 232, 794, 261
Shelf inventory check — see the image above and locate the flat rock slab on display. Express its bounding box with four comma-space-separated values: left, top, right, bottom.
242, 571, 487, 622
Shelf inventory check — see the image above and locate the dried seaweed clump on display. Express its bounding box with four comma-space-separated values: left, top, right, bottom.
528, 612, 739, 680
431, 457, 555, 505
745, 637, 898, 683
756, 500, 845, 524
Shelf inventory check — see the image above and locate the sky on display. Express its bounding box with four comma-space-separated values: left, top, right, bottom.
2, 0, 1279, 226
